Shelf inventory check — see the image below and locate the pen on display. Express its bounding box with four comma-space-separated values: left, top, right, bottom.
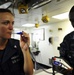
12, 32, 22, 35
16, 32, 23, 35
13, 32, 28, 43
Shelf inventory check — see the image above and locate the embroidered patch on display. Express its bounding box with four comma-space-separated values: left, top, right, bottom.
11, 55, 20, 64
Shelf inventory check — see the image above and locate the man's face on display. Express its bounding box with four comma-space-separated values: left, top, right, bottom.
0, 12, 14, 39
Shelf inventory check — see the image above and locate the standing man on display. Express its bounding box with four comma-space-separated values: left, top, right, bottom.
59, 6, 74, 75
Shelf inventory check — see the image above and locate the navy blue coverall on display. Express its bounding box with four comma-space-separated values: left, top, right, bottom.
59, 31, 74, 75
0, 39, 25, 75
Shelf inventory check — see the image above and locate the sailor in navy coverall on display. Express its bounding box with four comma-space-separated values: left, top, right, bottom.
59, 6, 74, 75
0, 9, 33, 75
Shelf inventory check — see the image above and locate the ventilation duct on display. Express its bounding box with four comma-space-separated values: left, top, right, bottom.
30, 0, 51, 9
0, 2, 12, 8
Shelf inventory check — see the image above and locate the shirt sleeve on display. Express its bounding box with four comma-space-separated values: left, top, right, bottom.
59, 36, 70, 60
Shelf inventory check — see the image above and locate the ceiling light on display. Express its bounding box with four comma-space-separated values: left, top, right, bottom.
22, 23, 35, 27
52, 12, 69, 20
13, 28, 20, 31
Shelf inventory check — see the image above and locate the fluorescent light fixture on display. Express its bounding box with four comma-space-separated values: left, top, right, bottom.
0, 2, 12, 8
52, 12, 69, 20
22, 23, 35, 27
13, 28, 20, 31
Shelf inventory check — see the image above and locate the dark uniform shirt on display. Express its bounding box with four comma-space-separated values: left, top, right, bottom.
0, 38, 25, 75
60, 31, 74, 75
0, 50, 5, 64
